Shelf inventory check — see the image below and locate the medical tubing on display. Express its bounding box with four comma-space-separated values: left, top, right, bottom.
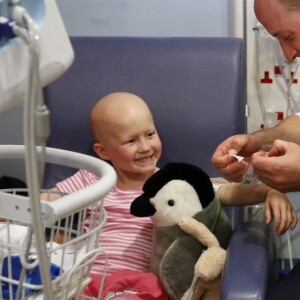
6, 5, 50, 143
15, 226, 35, 300
273, 43, 291, 115
16, 8, 55, 298
289, 62, 300, 113
255, 24, 300, 121
19, 227, 39, 270
274, 43, 300, 114
95, 252, 109, 300
254, 25, 266, 122
186, 276, 199, 300
25, 10, 49, 183
287, 231, 294, 269
12, 24, 29, 43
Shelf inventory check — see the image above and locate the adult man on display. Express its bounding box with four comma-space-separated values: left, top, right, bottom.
212, 1, 300, 299
212, 0, 300, 193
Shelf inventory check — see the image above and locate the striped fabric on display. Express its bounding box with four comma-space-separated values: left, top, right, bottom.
55, 169, 153, 276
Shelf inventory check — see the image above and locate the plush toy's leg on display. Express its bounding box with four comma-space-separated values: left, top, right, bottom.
178, 217, 226, 300
194, 247, 226, 281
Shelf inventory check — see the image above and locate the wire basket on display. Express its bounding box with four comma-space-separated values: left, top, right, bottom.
0, 146, 117, 299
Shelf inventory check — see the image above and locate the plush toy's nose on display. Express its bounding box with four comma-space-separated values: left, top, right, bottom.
130, 194, 156, 217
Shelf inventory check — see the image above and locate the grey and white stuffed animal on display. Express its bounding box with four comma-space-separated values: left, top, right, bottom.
130, 162, 232, 300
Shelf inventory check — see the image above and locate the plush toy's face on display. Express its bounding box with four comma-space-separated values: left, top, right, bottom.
150, 179, 203, 227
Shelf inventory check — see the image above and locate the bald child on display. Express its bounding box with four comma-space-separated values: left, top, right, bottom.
90, 92, 162, 189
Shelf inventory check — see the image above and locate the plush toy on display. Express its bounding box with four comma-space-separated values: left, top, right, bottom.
130, 162, 232, 300
179, 217, 227, 300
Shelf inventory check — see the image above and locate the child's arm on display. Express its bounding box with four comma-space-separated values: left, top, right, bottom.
217, 182, 298, 236
40, 187, 62, 202
264, 188, 297, 235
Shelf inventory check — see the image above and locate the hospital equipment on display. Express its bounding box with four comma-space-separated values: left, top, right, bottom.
0, 146, 116, 299
228, 0, 300, 133
0, 1, 116, 298
0, 0, 73, 112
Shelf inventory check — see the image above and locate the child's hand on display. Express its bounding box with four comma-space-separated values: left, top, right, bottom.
265, 188, 298, 235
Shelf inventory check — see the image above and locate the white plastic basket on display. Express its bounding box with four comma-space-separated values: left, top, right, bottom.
0, 145, 117, 299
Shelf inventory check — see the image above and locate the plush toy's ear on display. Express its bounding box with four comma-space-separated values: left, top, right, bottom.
143, 162, 215, 209
130, 194, 156, 217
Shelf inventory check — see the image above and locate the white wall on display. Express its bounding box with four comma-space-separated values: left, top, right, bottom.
56, 0, 228, 37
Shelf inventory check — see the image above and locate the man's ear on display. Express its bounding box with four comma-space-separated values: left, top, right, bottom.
93, 142, 110, 160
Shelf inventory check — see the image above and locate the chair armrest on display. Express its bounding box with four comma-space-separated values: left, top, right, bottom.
221, 221, 276, 300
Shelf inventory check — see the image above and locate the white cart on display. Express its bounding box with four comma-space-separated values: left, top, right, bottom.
0, 145, 116, 299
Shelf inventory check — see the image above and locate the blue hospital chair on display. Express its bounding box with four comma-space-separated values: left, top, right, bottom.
43, 36, 277, 299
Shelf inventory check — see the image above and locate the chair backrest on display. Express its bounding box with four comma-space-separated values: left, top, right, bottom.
43, 37, 245, 192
